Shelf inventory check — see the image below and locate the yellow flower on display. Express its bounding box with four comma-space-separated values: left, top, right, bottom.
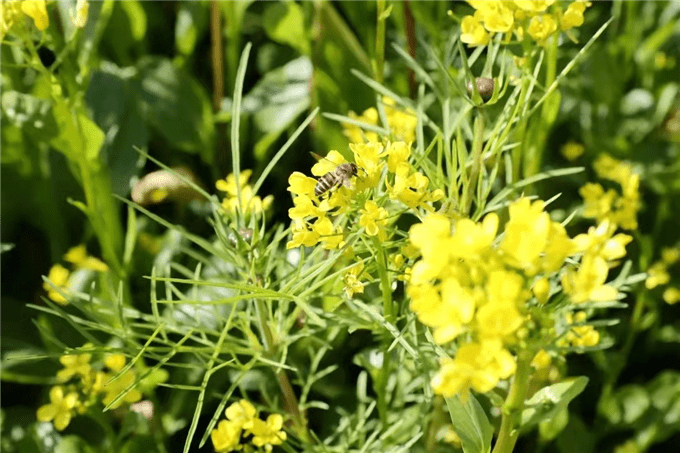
311, 150, 347, 177
514, 0, 554, 13
561, 141, 585, 161
573, 221, 631, 263
559, 0, 587, 30
500, 198, 551, 275
663, 287, 680, 305
43, 264, 70, 305
580, 183, 616, 223
479, 3, 515, 33
461, 15, 491, 47
250, 414, 287, 451
409, 214, 452, 280
21, 0, 48, 32
344, 262, 365, 298
36, 386, 79, 431
532, 277, 550, 304
531, 349, 552, 369
359, 200, 389, 240
104, 353, 127, 373
383, 97, 418, 143
287, 223, 320, 249
313, 217, 344, 250
57, 352, 92, 383
102, 370, 142, 409
225, 399, 257, 429
561, 254, 618, 304
64, 245, 109, 272
661, 247, 680, 265
431, 340, 516, 400
527, 13, 557, 42
288, 195, 322, 222
71, 0, 88, 28
645, 262, 670, 289
350, 141, 383, 190
216, 170, 253, 196
343, 108, 380, 144
287, 172, 317, 197
211, 420, 242, 453
385, 141, 411, 173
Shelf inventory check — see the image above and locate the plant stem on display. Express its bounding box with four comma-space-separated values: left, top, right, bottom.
371, 236, 394, 427
464, 110, 485, 215
255, 299, 310, 443
374, 0, 387, 84
491, 352, 533, 453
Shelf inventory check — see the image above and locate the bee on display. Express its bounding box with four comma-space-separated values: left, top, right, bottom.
315, 162, 359, 197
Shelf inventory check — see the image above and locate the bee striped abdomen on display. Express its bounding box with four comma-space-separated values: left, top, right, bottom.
314, 174, 338, 197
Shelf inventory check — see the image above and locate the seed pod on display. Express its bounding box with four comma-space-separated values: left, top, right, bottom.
466, 77, 495, 103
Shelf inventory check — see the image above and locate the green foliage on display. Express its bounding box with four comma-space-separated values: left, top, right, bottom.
2, 1, 679, 453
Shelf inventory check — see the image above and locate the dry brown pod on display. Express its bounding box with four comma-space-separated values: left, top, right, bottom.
131, 167, 203, 206
466, 77, 495, 103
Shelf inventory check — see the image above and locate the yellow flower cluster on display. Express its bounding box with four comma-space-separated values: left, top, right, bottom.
211, 399, 287, 453
1, 0, 48, 39
216, 170, 273, 217
407, 197, 626, 399
645, 247, 680, 305
286, 141, 442, 250
580, 154, 641, 230
43, 245, 109, 305
343, 97, 417, 144
557, 311, 600, 349
460, 1, 591, 47
37, 349, 145, 431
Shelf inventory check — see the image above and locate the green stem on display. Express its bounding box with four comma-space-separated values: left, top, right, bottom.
372, 236, 394, 427
491, 352, 533, 453
255, 299, 310, 443
374, 0, 387, 84
464, 110, 484, 215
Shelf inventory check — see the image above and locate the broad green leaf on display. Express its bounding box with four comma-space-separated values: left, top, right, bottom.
135, 57, 214, 159
445, 394, 493, 453
521, 376, 589, 429
262, 1, 310, 56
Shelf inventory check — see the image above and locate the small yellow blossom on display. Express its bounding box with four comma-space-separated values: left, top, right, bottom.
101, 369, 142, 409
561, 141, 585, 161
287, 223, 320, 249
64, 245, 109, 272
287, 172, 317, 196
249, 414, 287, 451
21, 0, 49, 32
646, 262, 670, 289
663, 287, 680, 305
514, 1, 554, 13
104, 353, 127, 373
350, 142, 383, 190
559, 0, 587, 30
573, 221, 631, 263
344, 262, 365, 298
211, 420, 242, 453
385, 141, 411, 173
57, 352, 92, 383
431, 340, 516, 400
532, 277, 551, 304
44, 264, 70, 305
288, 195, 322, 222
313, 217, 344, 250
561, 312, 600, 349
36, 386, 79, 431
527, 14, 557, 42
359, 200, 389, 240
343, 108, 380, 144
225, 399, 257, 429
661, 247, 680, 265
531, 349, 552, 369
561, 254, 618, 304
217, 170, 273, 216
461, 15, 490, 47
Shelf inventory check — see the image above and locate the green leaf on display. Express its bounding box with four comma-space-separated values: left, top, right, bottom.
135, 57, 214, 158
538, 407, 569, 442
262, 1, 310, 56
1, 91, 59, 142
521, 376, 589, 429
51, 100, 105, 164
175, 1, 208, 56
445, 394, 493, 453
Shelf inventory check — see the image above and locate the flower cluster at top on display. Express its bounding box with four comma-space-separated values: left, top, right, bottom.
44, 245, 109, 305
645, 246, 680, 305
343, 96, 418, 144
216, 170, 273, 217
36, 346, 164, 431
211, 399, 287, 453
1, 0, 88, 39
459, 1, 591, 47
406, 197, 630, 399
286, 141, 443, 251
580, 153, 641, 230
